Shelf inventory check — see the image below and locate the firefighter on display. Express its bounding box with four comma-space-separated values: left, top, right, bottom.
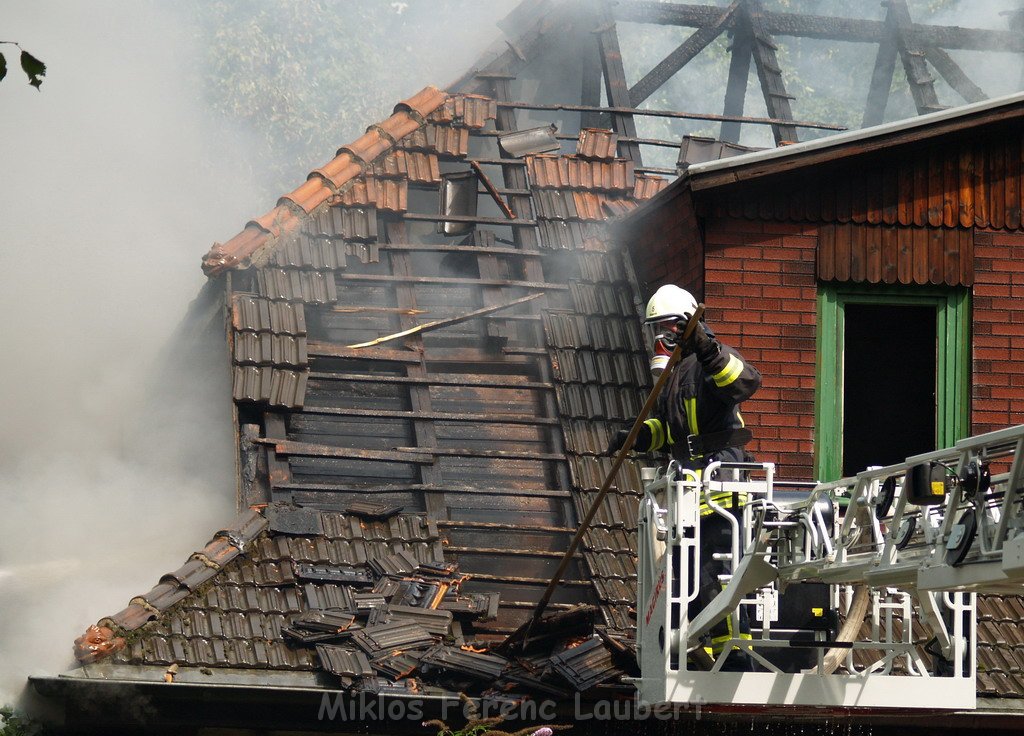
606, 284, 762, 670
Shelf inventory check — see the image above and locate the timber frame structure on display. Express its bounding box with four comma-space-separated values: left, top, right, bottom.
453, 0, 1024, 159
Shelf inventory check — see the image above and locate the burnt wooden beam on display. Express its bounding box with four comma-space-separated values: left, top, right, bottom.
580, 29, 605, 128
490, 74, 578, 526
889, 0, 945, 116
403, 213, 537, 227
470, 160, 517, 220
334, 273, 568, 290
263, 413, 292, 492
747, 0, 799, 144
257, 439, 434, 464
628, 1, 740, 108
279, 481, 573, 499
298, 405, 560, 425
445, 546, 580, 558
438, 520, 575, 533
924, 47, 987, 104
379, 242, 542, 258
392, 446, 569, 462
240, 423, 271, 507
386, 220, 446, 519
595, 1, 642, 163
613, 2, 1024, 52
346, 292, 543, 350
306, 343, 421, 362
721, 19, 754, 143
862, 4, 899, 128
496, 100, 844, 130
307, 373, 552, 391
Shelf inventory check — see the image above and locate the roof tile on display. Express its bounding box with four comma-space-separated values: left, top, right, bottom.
633, 172, 668, 200
252, 206, 301, 239
202, 227, 267, 276
162, 558, 219, 591
577, 128, 619, 160
430, 93, 496, 128
393, 85, 448, 119
339, 129, 392, 166
373, 111, 421, 144
335, 177, 378, 208
73, 625, 126, 665
313, 153, 363, 189
134, 581, 190, 612
101, 604, 157, 632
279, 178, 334, 214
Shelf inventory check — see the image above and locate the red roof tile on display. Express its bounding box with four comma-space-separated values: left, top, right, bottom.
313, 153, 362, 189
633, 172, 669, 200
373, 111, 420, 143
394, 85, 448, 119
375, 178, 408, 213
338, 129, 392, 165
370, 150, 409, 179
279, 178, 334, 214
334, 177, 379, 208
429, 93, 497, 129
577, 128, 619, 160
571, 191, 609, 221
73, 625, 125, 665
252, 206, 302, 240
526, 155, 635, 192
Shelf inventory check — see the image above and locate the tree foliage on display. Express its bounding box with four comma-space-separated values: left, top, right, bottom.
188, 0, 513, 196
0, 42, 45, 89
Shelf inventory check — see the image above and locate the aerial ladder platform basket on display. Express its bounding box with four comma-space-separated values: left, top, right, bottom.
635, 424, 1024, 711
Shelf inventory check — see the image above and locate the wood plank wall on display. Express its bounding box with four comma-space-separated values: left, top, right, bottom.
817, 222, 974, 286
706, 130, 1024, 231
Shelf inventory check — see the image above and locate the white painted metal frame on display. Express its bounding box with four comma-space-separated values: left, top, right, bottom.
633, 424, 1024, 710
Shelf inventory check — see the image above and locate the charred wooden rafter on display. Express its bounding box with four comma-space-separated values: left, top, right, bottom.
595, 0, 642, 163
721, 16, 753, 143
614, 1, 1024, 52
888, 0, 945, 116
746, 0, 798, 144
628, 1, 740, 107
924, 47, 987, 104
496, 101, 843, 130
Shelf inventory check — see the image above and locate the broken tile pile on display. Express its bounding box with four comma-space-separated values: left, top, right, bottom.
75, 502, 636, 699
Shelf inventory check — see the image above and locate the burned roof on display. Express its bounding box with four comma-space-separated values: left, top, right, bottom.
67, 84, 664, 706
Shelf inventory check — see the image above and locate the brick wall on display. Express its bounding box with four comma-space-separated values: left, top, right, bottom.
703, 219, 819, 480
972, 230, 1024, 435
624, 188, 704, 301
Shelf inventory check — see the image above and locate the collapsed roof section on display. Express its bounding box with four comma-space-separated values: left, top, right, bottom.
73, 84, 669, 698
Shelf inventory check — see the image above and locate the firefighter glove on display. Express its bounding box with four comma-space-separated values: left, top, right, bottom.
685, 320, 719, 362
605, 423, 653, 455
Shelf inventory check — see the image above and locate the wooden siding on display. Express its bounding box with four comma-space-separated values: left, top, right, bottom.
817, 222, 974, 287
705, 128, 1024, 232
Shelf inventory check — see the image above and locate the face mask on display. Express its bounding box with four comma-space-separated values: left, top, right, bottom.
649, 331, 676, 377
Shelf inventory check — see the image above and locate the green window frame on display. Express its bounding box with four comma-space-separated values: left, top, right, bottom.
814, 284, 970, 481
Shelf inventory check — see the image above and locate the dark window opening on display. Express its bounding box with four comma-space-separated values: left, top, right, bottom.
842, 303, 936, 476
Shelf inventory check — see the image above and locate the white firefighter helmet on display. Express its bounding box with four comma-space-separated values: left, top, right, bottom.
644, 284, 698, 325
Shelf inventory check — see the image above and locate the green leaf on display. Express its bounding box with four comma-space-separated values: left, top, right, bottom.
0, 52, 6, 83
20, 49, 45, 89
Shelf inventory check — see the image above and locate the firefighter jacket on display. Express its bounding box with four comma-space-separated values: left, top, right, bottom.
641, 338, 761, 471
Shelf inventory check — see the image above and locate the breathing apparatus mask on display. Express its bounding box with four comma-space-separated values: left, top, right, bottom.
645, 320, 683, 377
